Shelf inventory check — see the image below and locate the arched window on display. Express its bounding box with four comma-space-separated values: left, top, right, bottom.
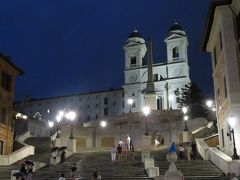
172, 47, 179, 59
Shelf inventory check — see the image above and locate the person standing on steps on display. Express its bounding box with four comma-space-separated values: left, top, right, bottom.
130, 144, 135, 160
191, 141, 197, 160
178, 144, 184, 161
70, 163, 77, 180
111, 145, 117, 163
169, 142, 176, 153
92, 168, 101, 180
58, 173, 66, 180
117, 144, 122, 161
60, 150, 66, 164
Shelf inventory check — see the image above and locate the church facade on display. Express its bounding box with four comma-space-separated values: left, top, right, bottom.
14, 22, 190, 124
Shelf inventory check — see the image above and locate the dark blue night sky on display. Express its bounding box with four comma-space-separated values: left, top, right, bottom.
0, 0, 213, 101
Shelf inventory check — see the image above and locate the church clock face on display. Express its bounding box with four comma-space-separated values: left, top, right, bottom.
129, 74, 138, 83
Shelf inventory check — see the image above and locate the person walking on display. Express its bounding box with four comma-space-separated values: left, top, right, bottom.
130, 144, 135, 160
92, 168, 101, 180
59, 173, 66, 180
117, 144, 122, 161
20, 162, 26, 180
191, 141, 197, 160
187, 143, 192, 160
60, 150, 66, 164
111, 145, 117, 163
169, 142, 176, 153
51, 151, 57, 165
178, 144, 184, 161
70, 163, 77, 180
123, 140, 128, 160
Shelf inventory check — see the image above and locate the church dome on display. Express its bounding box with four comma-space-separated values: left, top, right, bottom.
128, 29, 142, 38
168, 21, 183, 32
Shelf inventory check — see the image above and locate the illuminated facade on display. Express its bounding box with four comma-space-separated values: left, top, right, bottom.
202, 0, 240, 157
0, 54, 22, 155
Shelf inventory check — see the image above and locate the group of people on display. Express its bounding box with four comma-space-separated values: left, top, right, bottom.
110, 136, 135, 163
16, 160, 34, 180
51, 150, 66, 164
169, 142, 197, 161
58, 162, 77, 180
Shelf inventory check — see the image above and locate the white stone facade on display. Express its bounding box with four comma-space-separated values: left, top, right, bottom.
203, 0, 240, 157
14, 23, 190, 126
123, 25, 190, 113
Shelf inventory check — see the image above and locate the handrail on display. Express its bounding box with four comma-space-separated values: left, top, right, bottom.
0, 140, 35, 165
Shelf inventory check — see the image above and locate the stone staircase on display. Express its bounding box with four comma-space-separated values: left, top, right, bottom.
33, 151, 153, 180
151, 150, 222, 180
0, 137, 51, 180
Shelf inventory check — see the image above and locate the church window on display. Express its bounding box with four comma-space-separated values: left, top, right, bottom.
130, 56, 136, 67
0, 106, 7, 125
87, 115, 90, 121
0, 140, 3, 155
87, 104, 90, 109
104, 97, 108, 105
95, 114, 98, 120
113, 101, 116, 106
223, 76, 227, 99
104, 108, 108, 116
95, 104, 98, 108
172, 47, 179, 59
219, 31, 223, 50
154, 74, 158, 81
221, 129, 225, 148
2, 71, 12, 91
123, 101, 125, 108
236, 13, 240, 51
213, 47, 217, 67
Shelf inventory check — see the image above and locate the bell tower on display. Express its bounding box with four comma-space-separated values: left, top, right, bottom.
164, 21, 190, 78
123, 29, 147, 113
123, 29, 147, 71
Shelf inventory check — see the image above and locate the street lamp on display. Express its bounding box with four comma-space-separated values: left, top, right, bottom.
143, 106, 150, 135
169, 94, 174, 110
228, 116, 239, 160
182, 107, 189, 131
48, 120, 54, 136
65, 111, 76, 139
127, 98, 134, 113
56, 115, 62, 138
206, 100, 213, 109
184, 115, 189, 131
100, 120, 107, 128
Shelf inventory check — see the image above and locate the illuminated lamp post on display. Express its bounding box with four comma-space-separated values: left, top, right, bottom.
127, 98, 134, 113
143, 106, 150, 135
228, 116, 239, 160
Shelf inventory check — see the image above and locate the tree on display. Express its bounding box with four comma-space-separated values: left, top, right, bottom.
178, 82, 208, 119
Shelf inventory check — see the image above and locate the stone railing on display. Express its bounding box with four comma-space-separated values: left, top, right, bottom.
0, 141, 35, 165
196, 136, 240, 176
15, 131, 32, 142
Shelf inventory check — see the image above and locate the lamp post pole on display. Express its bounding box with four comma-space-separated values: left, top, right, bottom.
231, 129, 239, 159
143, 106, 150, 136
228, 116, 239, 160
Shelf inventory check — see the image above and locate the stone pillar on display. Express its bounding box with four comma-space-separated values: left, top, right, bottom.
142, 149, 151, 161
55, 137, 61, 147
143, 135, 152, 148
67, 139, 76, 153
144, 158, 154, 169
182, 131, 190, 143
164, 153, 184, 180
